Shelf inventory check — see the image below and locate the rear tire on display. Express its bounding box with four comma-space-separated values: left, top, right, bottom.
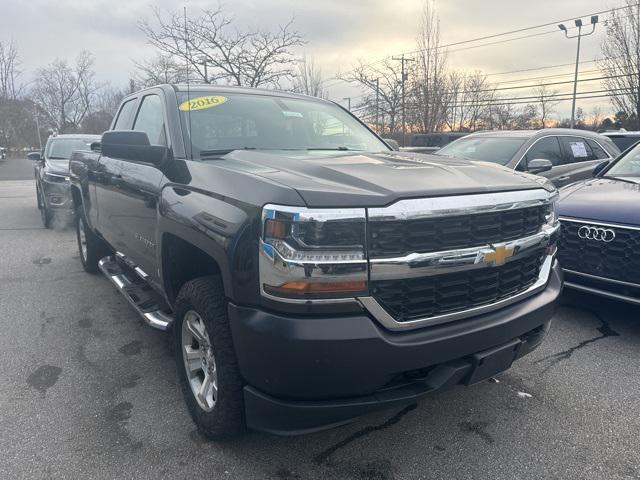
174, 276, 246, 440
76, 209, 108, 274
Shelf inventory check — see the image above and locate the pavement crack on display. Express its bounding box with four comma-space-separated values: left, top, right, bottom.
535, 308, 619, 373
459, 421, 494, 445
313, 403, 417, 465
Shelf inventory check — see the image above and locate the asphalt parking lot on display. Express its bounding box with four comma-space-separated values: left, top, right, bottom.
1, 156, 640, 480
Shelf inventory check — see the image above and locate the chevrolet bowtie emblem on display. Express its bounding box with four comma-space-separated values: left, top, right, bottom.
483, 245, 514, 266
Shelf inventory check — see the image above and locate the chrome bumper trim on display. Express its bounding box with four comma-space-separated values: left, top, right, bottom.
359, 255, 556, 331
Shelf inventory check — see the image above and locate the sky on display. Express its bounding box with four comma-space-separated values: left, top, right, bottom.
0, 0, 620, 118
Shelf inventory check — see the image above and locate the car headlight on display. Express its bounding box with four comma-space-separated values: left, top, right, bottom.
545, 192, 559, 226
44, 172, 69, 183
260, 204, 368, 300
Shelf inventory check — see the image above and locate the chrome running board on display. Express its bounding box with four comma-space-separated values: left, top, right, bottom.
98, 256, 173, 331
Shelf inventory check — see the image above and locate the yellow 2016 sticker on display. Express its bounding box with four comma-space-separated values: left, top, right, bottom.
179, 95, 228, 111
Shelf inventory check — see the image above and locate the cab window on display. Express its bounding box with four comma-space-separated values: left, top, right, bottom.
133, 94, 167, 146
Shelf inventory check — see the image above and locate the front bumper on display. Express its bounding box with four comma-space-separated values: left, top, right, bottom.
229, 260, 563, 435
563, 269, 640, 306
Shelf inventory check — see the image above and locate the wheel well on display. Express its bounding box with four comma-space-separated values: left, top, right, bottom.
70, 185, 82, 211
162, 234, 222, 304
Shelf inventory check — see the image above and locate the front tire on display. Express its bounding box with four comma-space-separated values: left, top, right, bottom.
76, 210, 108, 273
174, 276, 245, 440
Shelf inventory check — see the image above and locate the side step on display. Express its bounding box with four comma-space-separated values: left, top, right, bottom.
98, 256, 174, 331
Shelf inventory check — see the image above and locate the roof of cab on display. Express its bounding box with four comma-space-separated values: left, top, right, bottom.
129, 83, 330, 103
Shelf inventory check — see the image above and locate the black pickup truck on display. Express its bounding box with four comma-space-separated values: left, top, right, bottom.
69, 84, 562, 438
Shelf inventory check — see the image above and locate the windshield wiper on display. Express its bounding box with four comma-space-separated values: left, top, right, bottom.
199, 147, 256, 157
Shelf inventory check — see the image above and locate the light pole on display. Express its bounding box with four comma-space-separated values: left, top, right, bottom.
392, 54, 414, 147
342, 97, 351, 111
558, 15, 598, 129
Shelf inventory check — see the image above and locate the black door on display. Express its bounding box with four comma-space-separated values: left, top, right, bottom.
97, 93, 167, 281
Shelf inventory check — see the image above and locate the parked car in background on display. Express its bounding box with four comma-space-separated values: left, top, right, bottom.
69, 84, 561, 438
557, 145, 640, 305
403, 132, 468, 154
435, 129, 620, 188
28, 134, 100, 228
0, 147, 6, 159
600, 130, 640, 151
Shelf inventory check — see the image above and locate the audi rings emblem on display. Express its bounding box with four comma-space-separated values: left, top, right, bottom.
577, 226, 616, 243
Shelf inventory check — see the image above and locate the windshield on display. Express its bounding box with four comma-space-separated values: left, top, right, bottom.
177, 92, 389, 157
436, 136, 527, 165
606, 143, 640, 178
46, 138, 95, 160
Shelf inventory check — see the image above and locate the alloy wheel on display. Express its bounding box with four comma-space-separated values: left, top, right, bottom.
181, 310, 218, 412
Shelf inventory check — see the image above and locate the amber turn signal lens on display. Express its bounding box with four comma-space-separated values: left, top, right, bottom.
264, 219, 287, 239
264, 280, 367, 297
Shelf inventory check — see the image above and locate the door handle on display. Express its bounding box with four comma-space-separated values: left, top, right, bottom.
556, 175, 570, 182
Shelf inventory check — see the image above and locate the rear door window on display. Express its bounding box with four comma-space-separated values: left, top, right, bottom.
586, 139, 610, 160
524, 136, 564, 166
559, 136, 596, 163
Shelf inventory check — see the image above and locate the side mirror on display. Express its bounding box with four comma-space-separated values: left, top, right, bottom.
90, 141, 101, 152
592, 160, 610, 177
383, 138, 400, 151
27, 152, 41, 161
527, 158, 553, 174
101, 130, 168, 165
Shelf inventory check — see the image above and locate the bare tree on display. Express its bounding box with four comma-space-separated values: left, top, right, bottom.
134, 53, 191, 87
600, 0, 640, 129
534, 83, 560, 128
514, 104, 539, 129
456, 71, 495, 131
138, 6, 305, 87
340, 58, 403, 135
410, 0, 449, 133
31, 52, 100, 133
292, 55, 325, 98
0, 40, 23, 100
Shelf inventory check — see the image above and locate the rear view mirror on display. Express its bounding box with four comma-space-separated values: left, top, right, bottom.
101, 130, 168, 165
592, 160, 609, 177
527, 158, 553, 174
383, 138, 400, 151
27, 152, 41, 161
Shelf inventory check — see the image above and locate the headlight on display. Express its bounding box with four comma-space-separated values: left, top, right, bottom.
260, 204, 368, 300
44, 172, 69, 183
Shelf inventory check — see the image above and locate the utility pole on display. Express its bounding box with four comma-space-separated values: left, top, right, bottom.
34, 107, 43, 150
558, 16, 598, 129
392, 54, 414, 146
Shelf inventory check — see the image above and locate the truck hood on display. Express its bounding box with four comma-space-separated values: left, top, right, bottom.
217, 150, 547, 207
558, 177, 640, 226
